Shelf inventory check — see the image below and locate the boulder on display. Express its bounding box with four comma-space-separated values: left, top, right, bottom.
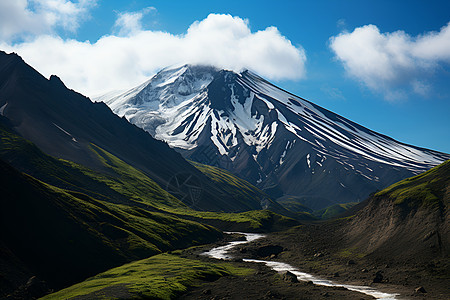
282, 271, 299, 283
372, 271, 383, 283
415, 286, 427, 293
202, 289, 212, 295
256, 245, 283, 257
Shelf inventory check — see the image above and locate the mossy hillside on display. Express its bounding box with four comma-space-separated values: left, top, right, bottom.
0, 125, 297, 234
0, 121, 185, 210
75, 143, 186, 209
313, 202, 358, 219
0, 159, 221, 289
375, 160, 450, 208
41, 253, 253, 300
191, 161, 271, 208
1, 122, 293, 228
170, 209, 299, 232
67, 192, 221, 255
276, 198, 313, 213
0, 121, 133, 204
191, 161, 298, 218
1, 159, 125, 288
1, 120, 302, 232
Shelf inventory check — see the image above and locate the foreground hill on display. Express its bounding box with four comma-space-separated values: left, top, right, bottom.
98, 64, 450, 209
345, 159, 449, 263
238, 160, 449, 298
0, 115, 286, 215
0, 120, 300, 299
0, 158, 221, 296
46, 157, 448, 299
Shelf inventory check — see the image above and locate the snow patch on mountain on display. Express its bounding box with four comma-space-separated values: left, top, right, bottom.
96, 64, 449, 181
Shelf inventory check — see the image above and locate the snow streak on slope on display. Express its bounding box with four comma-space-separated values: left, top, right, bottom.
97, 64, 450, 208
238, 72, 446, 173
97, 64, 448, 178
97, 65, 214, 149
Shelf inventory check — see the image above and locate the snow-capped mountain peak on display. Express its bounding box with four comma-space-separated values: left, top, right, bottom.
96, 65, 450, 209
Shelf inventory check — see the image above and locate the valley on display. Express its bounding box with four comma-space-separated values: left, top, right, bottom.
0, 50, 448, 300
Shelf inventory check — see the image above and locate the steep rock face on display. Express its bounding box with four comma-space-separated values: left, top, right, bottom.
344, 160, 449, 262
98, 64, 450, 209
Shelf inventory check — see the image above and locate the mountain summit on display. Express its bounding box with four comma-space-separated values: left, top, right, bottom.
97, 64, 450, 209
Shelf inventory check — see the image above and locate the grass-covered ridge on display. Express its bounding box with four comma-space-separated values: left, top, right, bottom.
276, 199, 313, 214
191, 161, 307, 221
375, 160, 450, 207
76, 143, 186, 209
169, 209, 299, 232
0, 118, 302, 296
1, 122, 299, 233
191, 161, 273, 209
0, 119, 186, 210
0, 157, 221, 290
41, 253, 252, 300
313, 202, 358, 219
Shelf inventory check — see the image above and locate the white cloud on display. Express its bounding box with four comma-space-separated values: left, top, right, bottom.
36, 0, 97, 32
113, 7, 156, 36
1, 13, 306, 96
0, 0, 97, 41
329, 23, 450, 100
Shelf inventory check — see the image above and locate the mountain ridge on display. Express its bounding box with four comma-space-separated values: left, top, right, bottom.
98, 64, 450, 209
0, 51, 283, 213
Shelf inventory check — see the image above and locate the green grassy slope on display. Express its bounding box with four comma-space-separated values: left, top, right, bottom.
375, 160, 450, 207
0, 121, 297, 230
170, 209, 300, 232
41, 253, 252, 300
345, 160, 449, 263
0, 119, 185, 210
0, 116, 303, 297
276, 200, 313, 214
191, 161, 310, 221
313, 202, 358, 219
0, 158, 221, 291
0, 118, 301, 294
191, 162, 275, 210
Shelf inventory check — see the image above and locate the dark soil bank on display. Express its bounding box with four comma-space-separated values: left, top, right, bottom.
180, 264, 374, 300
177, 234, 374, 300
229, 222, 449, 300
179, 244, 374, 300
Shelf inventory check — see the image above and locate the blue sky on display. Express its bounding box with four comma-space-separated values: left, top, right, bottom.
1, 0, 449, 153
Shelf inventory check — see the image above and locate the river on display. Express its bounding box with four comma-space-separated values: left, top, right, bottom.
202, 232, 400, 300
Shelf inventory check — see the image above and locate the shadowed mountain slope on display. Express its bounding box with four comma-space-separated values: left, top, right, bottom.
0, 51, 277, 213
0, 158, 221, 295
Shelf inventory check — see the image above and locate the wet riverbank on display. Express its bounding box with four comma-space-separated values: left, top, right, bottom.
232, 224, 448, 300
179, 233, 374, 299
202, 232, 399, 300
